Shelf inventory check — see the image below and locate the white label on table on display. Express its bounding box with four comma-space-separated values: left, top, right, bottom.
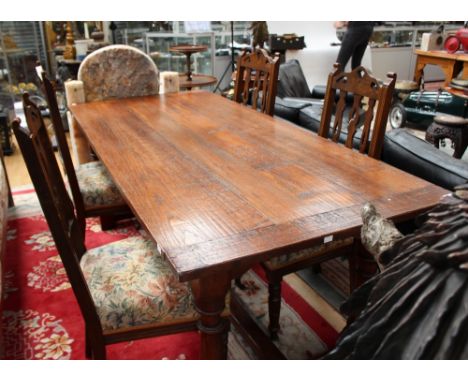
324, 235, 333, 243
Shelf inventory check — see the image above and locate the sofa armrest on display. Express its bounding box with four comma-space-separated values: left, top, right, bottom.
274, 97, 313, 124
382, 129, 468, 190
311, 85, 355, 104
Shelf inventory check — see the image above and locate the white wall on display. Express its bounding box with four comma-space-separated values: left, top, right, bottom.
267, 21, 373, 88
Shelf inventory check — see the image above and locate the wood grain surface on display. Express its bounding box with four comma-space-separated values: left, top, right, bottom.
71, 91, 448, 282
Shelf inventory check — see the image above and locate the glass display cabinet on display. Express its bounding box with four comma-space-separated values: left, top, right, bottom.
113, 22, 253, 90
121, 27, 150, 50
0, 21, 48, 154
142, 22, 252, 90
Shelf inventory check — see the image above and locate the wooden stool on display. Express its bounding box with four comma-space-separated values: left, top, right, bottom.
425, 113, 468, 159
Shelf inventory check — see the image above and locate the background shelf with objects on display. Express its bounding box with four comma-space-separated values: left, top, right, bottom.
0, 21, 48, 155
116, 21, 252, 91
339, 22, 465, 82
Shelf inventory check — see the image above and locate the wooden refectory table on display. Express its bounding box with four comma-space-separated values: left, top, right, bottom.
70, 91, 448, 359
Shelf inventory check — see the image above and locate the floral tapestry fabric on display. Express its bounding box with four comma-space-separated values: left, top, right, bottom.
75, 161, 124, 208
4, 187, 338, 359
80, 236, 198, 331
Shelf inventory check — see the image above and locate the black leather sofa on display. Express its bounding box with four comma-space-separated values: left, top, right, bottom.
273, 59, 327, 124
382, 128, 468, 190
273, 59, 468, 190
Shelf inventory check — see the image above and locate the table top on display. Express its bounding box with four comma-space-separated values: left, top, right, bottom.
169, 45, 208, 54
70, 92, 448, 282
178, 73, 217, 89
415, 49, 468, 61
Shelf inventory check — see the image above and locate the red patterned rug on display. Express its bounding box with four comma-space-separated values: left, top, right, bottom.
2, 188, 338, 360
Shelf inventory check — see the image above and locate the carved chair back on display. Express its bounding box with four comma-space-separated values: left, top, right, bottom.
318, 64, 396, 159
77, 44, 160, 102
37, 67, 86, 227
233, 48, 280, 116
12, 94, 103, 336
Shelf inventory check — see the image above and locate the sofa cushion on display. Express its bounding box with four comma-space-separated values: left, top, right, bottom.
274, 97, 315, 124
382, 129, 468, 190
277, 59, 312, 99
298, 104, 364, 136
311, 85, 355, 104
297, 104, 324, 133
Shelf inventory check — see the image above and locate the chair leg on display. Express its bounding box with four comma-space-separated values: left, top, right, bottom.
311, 264, 322, 274
85, 325, 107, 360
90, 338, 106, 360
100, 215, 117, 231
92, 344, 106, 360
85, 327, 92, 359
267, 274, 283, 340
234, 276, 246, 290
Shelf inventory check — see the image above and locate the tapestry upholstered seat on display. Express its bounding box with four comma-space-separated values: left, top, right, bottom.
37, 68, 130, 230
13, 94, 230, 359
81, 236, 198, 331
74, 161, 124, 208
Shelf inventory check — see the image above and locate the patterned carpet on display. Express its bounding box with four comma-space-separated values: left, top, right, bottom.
2, 188, 338, 359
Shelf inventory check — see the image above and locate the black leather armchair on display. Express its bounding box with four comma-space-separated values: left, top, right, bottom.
274, 59, 325, 124
274, 59, 357, 131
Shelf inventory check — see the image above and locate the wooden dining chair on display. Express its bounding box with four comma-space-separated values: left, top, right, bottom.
36, 67, 130, 230
12, 94, 229, 360
257, 64, 396, 340
319, 63, 397, 158
78, 44, 160, 102
66, 44, 160, 165
233, 48, 280, 116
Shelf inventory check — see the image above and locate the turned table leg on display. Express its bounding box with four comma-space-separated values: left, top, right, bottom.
190, 274, 231, 360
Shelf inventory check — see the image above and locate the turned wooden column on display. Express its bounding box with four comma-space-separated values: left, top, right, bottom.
65, 80, 93, 164
190, 274, 231, 360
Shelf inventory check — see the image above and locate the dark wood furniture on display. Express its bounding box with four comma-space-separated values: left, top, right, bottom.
168, 45, 217, 91
413, 49, 468, 87
425, 114, 468, 159
169, 44, 208, 82
319, 64, 397, 159
178, 73, 217, 90
0, 146, 13, 207
326, 185, 468, 360
12, 95, 207, 360
0, 106, 14, 156
233, 48, 280, 116
0, 148, 9, 358
38, 69, 131, 230
259, 64, 397, 339
70, 91, 447, 359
